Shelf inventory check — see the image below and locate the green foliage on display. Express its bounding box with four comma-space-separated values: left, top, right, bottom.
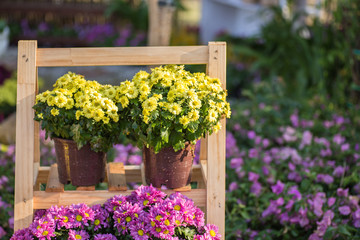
105, 0, 149, 31
0, 74, 16, 116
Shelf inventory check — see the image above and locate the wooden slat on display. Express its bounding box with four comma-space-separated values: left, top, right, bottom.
124, 165, 142, 182
173, 184, 191, 192
15, 40, 37, 231
36, 46, 209, 67
37, 166, 51, 184
45, 164, 64, 192
140, 163, 146, 185
33, 189, 206, 209
206, 42, 227, 238
107, 162, 127, 191
199, 136, 208, 161
76, 186, 96, 191
200, 160, 208, 186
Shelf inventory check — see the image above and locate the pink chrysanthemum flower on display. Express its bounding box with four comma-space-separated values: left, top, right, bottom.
10, 228, 34, 240
94, 233, 118, 240
33, 209, 47, 221
193, 234, 206, 240
129, 218, 150, 240
29, 214, 56, 240
70, 203, 95, 228
91, 204, 110, 231
113, 201, 142, 234
129, 185, 166, 207
203, 224, 221, 240
104, 195, 127, 213
68, 229, 90, 240
168, 193, 197, 225
148, 202, 176, 239
54, 206, 76, 229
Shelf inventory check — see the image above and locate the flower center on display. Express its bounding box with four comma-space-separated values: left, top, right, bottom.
143, 200, 149, 206
163, 230, 169, 235
94, 219, 100, 226
117, 218, 121, 223
75, 234, 82, 239
85, 213, 89, 217
42, 231, 48, 236
164, 219, 170, 226
151, 221, 156, 227
156, 215, 162, 221
175, 220, 181, 225
76, 215, 82, 222
63, 216, 69, 223
156, 227, 162, 233
174, 205, 181, 211
138, 230, 144, 236
210, 230, 216, 237
126, 216, 132, 222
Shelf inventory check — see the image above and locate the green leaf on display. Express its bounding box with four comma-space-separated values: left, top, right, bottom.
338, 225, 352, 236
160, 127, 170, 143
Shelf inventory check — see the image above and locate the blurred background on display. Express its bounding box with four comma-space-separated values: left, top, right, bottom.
0, 0, 360, 239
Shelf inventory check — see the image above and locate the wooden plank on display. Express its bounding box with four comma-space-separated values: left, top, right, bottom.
173, 184, 191, 192
45, 164, 64, 192
107, 162, 127, 191
33, 162, 40, 186
206, 42, 227, 238
37, 166, 50, 184
200, 160, 208, 186
76, 186, 96, 191
36, 46, 209, 67
124, 165, 142, 182
199, 136, 208, 161
15, 40, 37, 231
33, 189, 206, 209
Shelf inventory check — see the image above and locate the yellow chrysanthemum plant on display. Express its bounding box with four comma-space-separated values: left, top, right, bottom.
33, 72, 126, 152
124, 65, 231, 153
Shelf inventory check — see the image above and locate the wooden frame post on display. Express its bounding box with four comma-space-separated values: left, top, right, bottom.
15, 40, 38, 230
206, 42, 226, 238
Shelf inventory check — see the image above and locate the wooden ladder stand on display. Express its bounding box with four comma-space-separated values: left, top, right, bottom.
15, 40, 227, 237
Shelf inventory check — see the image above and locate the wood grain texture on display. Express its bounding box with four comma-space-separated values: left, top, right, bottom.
45, 164, 64, 192
36, 46, 209, 67
199, 136, 208, 161
206, 42, 227, 238
107, 162, 127, 191
76, 186, 96, 191
33, 189, 206, 209
200, 160, 208, 186
15, 40, 37, 231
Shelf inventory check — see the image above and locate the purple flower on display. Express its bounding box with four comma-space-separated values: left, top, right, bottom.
333, 134, 345, 145
288, 186, 302, 200
248, 148, 259, 158
339, 206, 351, 215
91, 204, 110, 231
0, 226, 6, 238
94, 234, 118, 240
327, 197, 336, 207
337, 188, 349, 197
271, 180, 285, 195
68, 229, 90, 240
228, 182, 238, 192
203, 224, 221, 240
248, 172, 259, 182
230, 157, 243, 169
262, 138, 270, 148
333, 166, 345, 177
250, 182, 262, 196
262, 166, 269, 176
300, 130, 312, 149
10, 228, 34, 240
341, 143, 350, 152
247, 131, 256, 139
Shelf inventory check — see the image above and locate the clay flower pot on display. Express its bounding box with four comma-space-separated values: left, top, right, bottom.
53, 137, 106, 186
143, 143, 195, 188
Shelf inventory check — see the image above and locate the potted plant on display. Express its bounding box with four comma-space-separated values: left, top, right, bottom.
123, 65, 231, 188
33, 72, 125, 186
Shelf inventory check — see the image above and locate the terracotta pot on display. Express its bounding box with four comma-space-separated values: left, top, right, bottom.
53, 137, 106, 186
143, 143, 195, 188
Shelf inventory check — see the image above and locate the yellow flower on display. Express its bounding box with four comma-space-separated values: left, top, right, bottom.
179, 116, 190, 126
119, 96, 129, 108
213, 122, 222, 133
119, 81, 131, 95
75, 110, 82, 120
92, 108, 105, 122
104, 86, 117, 99
50, 108, 59, 116
102, 116, 110, 124
47, 95, 55, 106
65, 98, 74, 110
189, 98, 201, 109
188, 110, 199, 121
167, 103, 182, 115
37, 113, 43, 119
207, 109, 218, 122
83, 106, 93, 118
126, 85, 139, 99
142, 97, 157, 112
139, 83, 151, 96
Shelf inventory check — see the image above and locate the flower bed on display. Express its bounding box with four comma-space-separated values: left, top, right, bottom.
11, 185, 220, 240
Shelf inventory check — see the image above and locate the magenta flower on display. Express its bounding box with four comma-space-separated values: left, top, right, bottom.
129, 185, 166, 206
339, 206, 351, 215
341, 143, 350, 152
104, 195, 127, 213
288, 186, 302, 200
271, 180, 285, 195
327, 197, 336, 207
70, 203, 95, 228
203, 224, 221, 240
91, 204, 110, 231
248, 172, 259, 182
250, 182, 262, 196
10, 228, 34, 240
113, 201, 142, 234
337, 188, 349, 197
230, 157, 243, 169
94, 233, 117, 240
247, 130, 256, 139
68, 229, 90, 240
333, 166, 345, 177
